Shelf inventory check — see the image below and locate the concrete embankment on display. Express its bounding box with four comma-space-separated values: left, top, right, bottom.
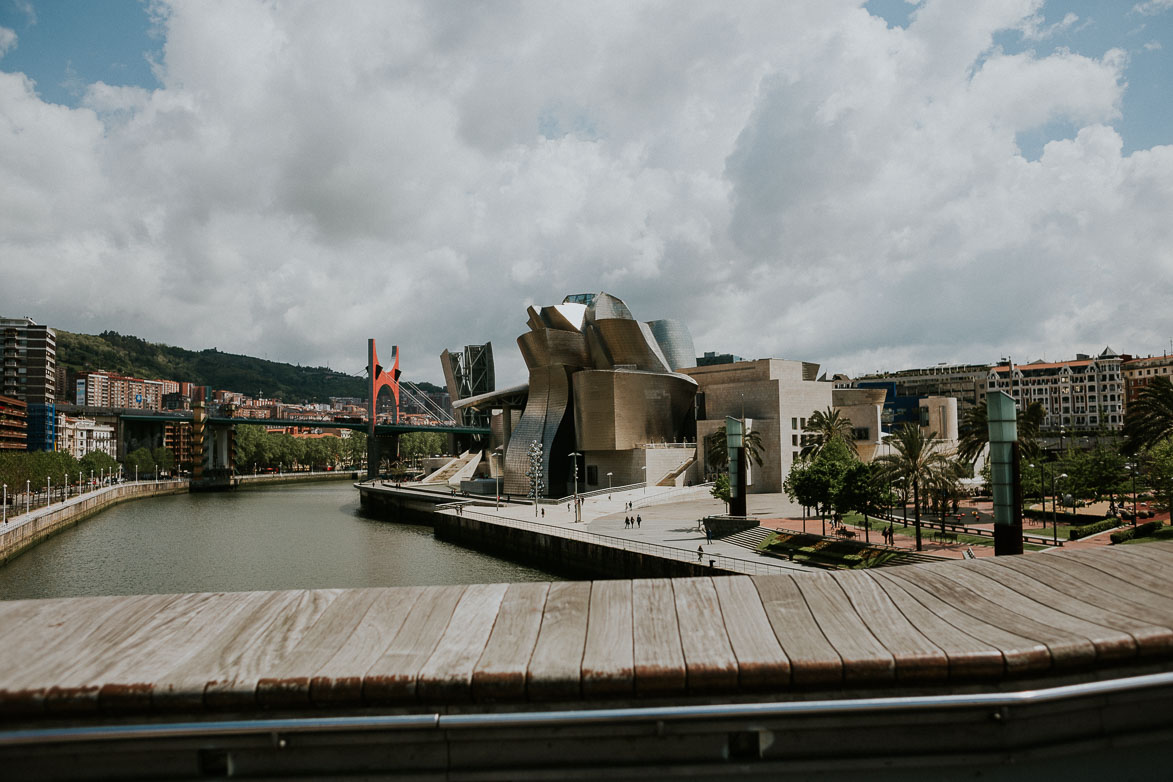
356, 482, 781, 579
433, 511, 728, 579
0, 481, 188, 565
233, 470, 362, 489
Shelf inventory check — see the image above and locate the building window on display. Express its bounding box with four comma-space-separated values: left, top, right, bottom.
586, 465, 598, 486
853, 427, 870, 441
791, 417, 798, 429
792, 434, 798, 446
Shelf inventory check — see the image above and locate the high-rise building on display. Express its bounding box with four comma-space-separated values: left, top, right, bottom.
75, 371, 169, 410
1, 317, 57, 450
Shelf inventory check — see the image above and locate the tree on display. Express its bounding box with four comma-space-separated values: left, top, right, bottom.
710, 473, 731, 512
1143, 438, 1173, 514
704, 426, 764, 477
836, 460, 887, 543
1124, 376, 1173, 455
152, 447, 175, 475
874, 423, 952, 551
124, 447, 155, 478
79, 450, 118, 479
957, 400, 1045, 465
784, 438, 855, 536
800, 407, 858, 459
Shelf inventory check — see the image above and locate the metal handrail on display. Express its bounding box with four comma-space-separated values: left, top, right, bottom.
5, 670, 1172, 746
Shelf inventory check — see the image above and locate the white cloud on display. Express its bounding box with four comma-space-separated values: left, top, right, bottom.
0, 26, 16, 57
0, 0, 1170, 388
1133, 0, 1173, 15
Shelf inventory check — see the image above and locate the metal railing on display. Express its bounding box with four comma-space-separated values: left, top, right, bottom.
452, 507, 800, 576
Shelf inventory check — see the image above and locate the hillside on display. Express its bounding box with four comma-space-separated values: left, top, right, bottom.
56, 330, 443, 404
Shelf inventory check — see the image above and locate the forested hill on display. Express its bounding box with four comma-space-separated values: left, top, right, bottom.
56, 330, 442, 404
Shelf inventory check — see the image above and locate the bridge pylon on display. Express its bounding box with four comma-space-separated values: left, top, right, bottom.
367, 339, 401, 480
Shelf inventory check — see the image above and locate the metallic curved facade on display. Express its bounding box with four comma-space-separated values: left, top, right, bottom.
647, 319, 696, 372
503, 292, 698, 496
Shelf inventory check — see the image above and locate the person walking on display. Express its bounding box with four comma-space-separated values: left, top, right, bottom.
636, 514, 641, 528
697, 545, 704, 561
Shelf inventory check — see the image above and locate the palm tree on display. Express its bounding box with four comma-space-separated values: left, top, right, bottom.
957, 400, 1045, 465
1124, 376, 1173, 455
704, 427, 764, 478
800, 407, 858, 459
875, 423, 952, 551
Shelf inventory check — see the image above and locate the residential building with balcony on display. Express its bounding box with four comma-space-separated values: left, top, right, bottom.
2, 317, 57, 450
1123, 353, 1173, 404
0, 395, 27, 451
987, 348, 1125, 432
55, 415, 117, 459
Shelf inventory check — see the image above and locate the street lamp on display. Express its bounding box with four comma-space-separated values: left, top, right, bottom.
606, 471, 613, 497
1053, 472, 1068, 546
641, 465, 647, 493
569, 452, 582, 522
26, 479, 30, 515
2, 484, 6, 524
47, 476, 51, 506
1125, 463, 1138, 526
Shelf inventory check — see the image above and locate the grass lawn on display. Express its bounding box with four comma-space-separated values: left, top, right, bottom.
1119, 525, 1173, 545
757, 531, 900, 569
841, 512, 1046, 552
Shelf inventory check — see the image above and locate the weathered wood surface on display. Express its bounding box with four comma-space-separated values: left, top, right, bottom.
3, 543, 1173, 718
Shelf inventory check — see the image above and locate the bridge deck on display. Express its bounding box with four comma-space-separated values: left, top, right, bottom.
2, 543, 1173, 720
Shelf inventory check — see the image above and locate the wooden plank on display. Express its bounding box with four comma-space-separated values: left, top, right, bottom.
792, 572, 895, 684
872, 571, 1049, 675
978, 558, 1173, 657
944, 562, 1137, 662
711, 576, 790, 689
254, 588, 385, 706
416, 583, 509, 702
98, 592, 264, 712
1081, 545, 1173, 587
204, 589, 342, 708
151, 591, 302, 710
581, 580, 634, 697
363, 584, 466, 703
0, 595, 177, 715
631, 578, 686, 695
832, 571, 948, 682
1061, 548, 1173, 598
1014, 555, 1173, 628
880, 568, 1095, 670
673, 578, 739, 691
41, 593, 188, 712
526, 581, 591, 700
751, 575, 842, 686
863, 573, 1005, 679
310, 586, 424, 704
472, 582, 549, 701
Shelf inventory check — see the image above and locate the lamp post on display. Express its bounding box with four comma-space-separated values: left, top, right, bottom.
641, 465, 647, 493
90, 470, 94, 491
1053, 472, 1067, 546
569, 452, 582, 522
1125, 463, 1138, 526
47, 476, 51, 507
2, 484, 6, 524
606, 472, 613, 497
26, 480, 30, 515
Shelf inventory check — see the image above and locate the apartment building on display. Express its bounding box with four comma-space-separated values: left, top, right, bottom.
55, 415, 117, 459
76, 371, 170, 411
2, 317, 57, 450
1123, 354, 1173, 404
0, 395, 27, 451
987, 348, 1125, 432
836, 362, 990, 409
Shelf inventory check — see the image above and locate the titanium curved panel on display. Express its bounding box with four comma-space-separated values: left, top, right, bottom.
504, 364, 574, 496
586, 292, 634, 322
587, 320, 670, 372
647, 319, 696, 371
572, 369, 698, 451
517, 329, 590, 370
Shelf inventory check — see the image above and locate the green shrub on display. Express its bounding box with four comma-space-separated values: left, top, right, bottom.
1111, 521, 1163, 544
1068, 518, 1123, 541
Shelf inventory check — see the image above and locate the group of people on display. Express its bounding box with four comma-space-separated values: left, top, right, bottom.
625, 514, 641, 528
881, 525, 895, 545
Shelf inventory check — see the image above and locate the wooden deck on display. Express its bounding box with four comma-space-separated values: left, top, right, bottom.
3, 543, 1173, 720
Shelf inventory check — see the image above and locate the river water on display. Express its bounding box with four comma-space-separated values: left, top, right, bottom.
0, 482, 557, 600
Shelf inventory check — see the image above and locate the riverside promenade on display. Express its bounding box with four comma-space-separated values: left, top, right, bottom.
0, 480, 188, 565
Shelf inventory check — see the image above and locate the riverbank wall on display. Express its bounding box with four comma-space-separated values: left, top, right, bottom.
357, 483, 733, 579
433, 512, 729, 580
0, 481, 188, 565
233, 471, 361, 489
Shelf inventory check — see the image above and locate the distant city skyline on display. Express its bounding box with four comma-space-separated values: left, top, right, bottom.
1, 1, 1171, 387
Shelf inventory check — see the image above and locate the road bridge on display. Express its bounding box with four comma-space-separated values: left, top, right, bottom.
2, 542, 1172, 778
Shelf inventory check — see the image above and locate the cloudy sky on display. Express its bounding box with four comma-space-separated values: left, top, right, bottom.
1, 0, 1170, 387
